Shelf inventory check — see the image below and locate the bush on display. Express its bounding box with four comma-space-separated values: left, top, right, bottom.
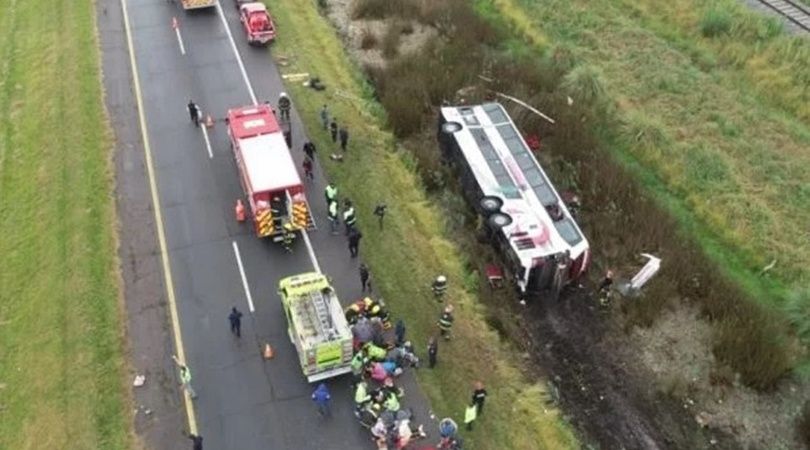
785, 288, 810, 343
700, 7, 732, 38
382, 23, 403, 58
712, 304, 792, 390
352, 0, 421, 20
560, 64, 610, 111
360, 28, 378, 49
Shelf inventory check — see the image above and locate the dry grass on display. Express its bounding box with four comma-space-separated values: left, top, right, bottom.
0, 0, 129, 448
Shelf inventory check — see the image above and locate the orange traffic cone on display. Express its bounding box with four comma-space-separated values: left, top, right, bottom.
205, 115, 214, 128
263, 343, 274, 359
235, 199, 246, 222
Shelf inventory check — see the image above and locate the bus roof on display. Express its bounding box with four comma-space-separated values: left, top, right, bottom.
439, 103, 589, 261
241, 133, 301, 194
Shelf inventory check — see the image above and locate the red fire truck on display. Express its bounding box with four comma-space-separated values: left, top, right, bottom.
227, 104, 313, 240
238, 3, 276, 45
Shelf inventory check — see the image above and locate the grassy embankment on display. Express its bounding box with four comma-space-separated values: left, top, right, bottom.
0, 0, 130, 449
480, 0, 810, 376
265, 0, 579, 449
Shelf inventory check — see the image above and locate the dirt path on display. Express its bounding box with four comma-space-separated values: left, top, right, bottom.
520, 290, 735, 450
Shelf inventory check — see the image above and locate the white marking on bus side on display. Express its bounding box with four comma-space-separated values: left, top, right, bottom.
232, 241, 256, 313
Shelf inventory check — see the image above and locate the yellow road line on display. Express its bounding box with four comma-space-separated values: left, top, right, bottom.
120, 0, 198, 434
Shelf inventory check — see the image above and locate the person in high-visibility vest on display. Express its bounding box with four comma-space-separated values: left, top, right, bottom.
281, 223, 295, 253
437, 305, 454, 340
343, 200, 357, 234
325, 183, 338, 207
328, 200, 339, 235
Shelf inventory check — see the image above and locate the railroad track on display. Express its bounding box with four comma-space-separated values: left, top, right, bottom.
758, 0, 810, 32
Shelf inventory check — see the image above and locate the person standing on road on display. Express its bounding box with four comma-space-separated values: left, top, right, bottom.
359, 263, 370, 292
471, 381, 488, 415
311, 382, 332, 417
228, 307, 243, 338
343, 199, 357, 234
339, 126, 349, 152
330, 119, 338, 143
303, 157, 314, 181
303, 141, 317, 162
348, 228, 363, 258
172, 355, 197, 399
437, 305, 454, 340
319, 104, 330, 130
277, 92, 291, 121
187, 100, 200, 127
427, 336, 438, 369
328, 200, 339, 235
325, 183, 338, 208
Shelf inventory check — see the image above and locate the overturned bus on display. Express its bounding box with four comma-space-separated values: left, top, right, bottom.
438, 103, 590, 300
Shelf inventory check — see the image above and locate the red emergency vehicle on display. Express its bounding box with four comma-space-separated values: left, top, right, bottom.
239, 3, 276, 45
227, 104, 313, 240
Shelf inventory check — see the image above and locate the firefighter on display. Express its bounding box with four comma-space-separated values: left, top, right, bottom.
360, 263, 371, 292
325, 183, 338, 208
432, 275, 448, 301
270, 196, 285, 231
187, 100, 201, 126
598, 269, 614, 306
343, 200, 357, 234
437, 305, 454, 340
328, 200, 339, 235
345, 301, 363, 324
281, 223, 295, 253
277, 92, 291, 121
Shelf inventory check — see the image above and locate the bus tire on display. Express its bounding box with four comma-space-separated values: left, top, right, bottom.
479, 196, 503, 215
487, 212, 513, 229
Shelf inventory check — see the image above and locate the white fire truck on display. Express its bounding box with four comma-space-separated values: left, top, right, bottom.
438, 103, 590, 300
227, 104, 313, 241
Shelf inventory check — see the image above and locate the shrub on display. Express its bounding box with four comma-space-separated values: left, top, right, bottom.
352, 0, 421, 20
382, 22, 403, 58
712, 304, 792, 390
785, 288, 810, 343
560, 64, 610, 111
360, 28, 378, 49
700, 7, 732, 38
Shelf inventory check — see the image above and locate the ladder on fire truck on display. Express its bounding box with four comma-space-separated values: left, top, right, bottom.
298, 288, 338, 340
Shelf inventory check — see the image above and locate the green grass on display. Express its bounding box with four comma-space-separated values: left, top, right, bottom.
486, 0, 810, 339
0, 1, 130, 449
265, 1, 578, 448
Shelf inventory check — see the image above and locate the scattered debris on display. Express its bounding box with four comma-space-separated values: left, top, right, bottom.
133, 374, 146, 387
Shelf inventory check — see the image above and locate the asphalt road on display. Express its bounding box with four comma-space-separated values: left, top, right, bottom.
100, 0, 435, 448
